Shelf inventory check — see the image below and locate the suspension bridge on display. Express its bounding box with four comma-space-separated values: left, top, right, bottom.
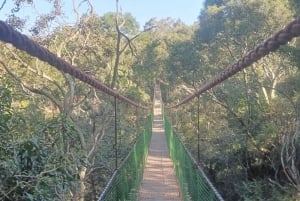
0, 17, 299, 200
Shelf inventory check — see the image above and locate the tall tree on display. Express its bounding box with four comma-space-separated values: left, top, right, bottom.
166, 0, 299, 200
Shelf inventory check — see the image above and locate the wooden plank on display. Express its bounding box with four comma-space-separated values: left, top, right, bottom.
137, 88, 182, 201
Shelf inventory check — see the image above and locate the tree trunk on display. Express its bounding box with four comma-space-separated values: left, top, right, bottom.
110, 28, 121, 89
78, 167, 87, 201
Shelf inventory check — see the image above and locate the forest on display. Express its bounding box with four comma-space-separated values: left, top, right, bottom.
0, 0, 300, 200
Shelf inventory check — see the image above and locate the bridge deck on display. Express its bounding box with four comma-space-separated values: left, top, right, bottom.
137, 88, 182, 201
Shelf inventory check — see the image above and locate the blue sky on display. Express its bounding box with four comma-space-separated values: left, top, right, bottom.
0, 0, 205, 28
92, 0, 205, 26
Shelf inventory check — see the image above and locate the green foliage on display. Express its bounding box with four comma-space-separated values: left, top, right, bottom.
164, 0, 300, 200
133, 18, 196, 93
289, 0, 300, 15
0, 86, 12, 133
123, 86, 150, 104
0, 113, 84, 200
1, 0, 298, 200
98, 116, 152, 201
0, 2, 151, 200
166, 40, 200, 86
237, 180, 298, 201
102, 12, 139, 35
164, 117, 222, 201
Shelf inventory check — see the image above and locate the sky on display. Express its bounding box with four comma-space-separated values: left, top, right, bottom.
0, 0, 205, 29
91, 0, 205, 26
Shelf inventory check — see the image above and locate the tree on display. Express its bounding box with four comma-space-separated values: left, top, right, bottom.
0, 0, 63, 33
132, 18, 196, 97
165, 0, 300, 200
0, 1, 151, 199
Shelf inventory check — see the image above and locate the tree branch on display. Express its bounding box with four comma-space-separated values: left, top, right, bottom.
0, 0, 6, 10
0, 60, 63, 112
8, 49, 65, 95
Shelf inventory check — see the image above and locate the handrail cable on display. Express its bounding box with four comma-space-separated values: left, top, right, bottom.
169, 17, 300, 108
0, 20, 148, 109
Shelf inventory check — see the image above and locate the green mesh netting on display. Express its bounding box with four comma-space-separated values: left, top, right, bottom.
98, 115, 153, 201
163, 116, 224, 201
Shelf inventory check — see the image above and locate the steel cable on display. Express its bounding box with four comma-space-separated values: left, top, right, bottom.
0, 20, 148, 109
169, 17, 300, 108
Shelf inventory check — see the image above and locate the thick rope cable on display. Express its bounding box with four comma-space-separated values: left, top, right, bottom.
169, 17, 300, 108
0, 20, 148, 109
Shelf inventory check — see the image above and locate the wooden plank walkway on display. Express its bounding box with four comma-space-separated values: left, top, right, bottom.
137, 88, 182, 201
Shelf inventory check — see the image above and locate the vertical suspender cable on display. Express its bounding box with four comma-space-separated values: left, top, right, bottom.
197, 96, 200, 163
114, 96, 118, 170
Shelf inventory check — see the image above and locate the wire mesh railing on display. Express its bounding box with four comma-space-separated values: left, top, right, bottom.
97, 115, 153, 201
163, 116, 224, 201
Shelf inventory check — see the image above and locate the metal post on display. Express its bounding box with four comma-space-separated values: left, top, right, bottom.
135, 106, 139, 142
197, 96, 200, 163
114, 96, 118, 170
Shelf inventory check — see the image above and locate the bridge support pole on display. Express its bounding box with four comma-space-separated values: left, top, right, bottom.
114, 96, 118, 170
197, 96, 200, 163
